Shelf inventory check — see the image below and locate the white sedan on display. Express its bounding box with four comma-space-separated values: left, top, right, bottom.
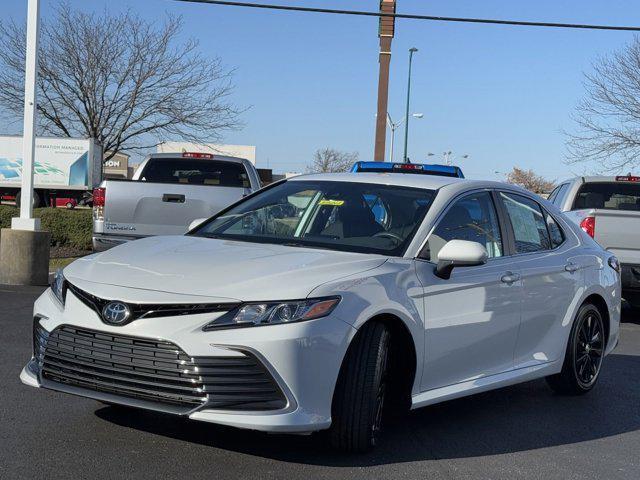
21, 172, 621, 452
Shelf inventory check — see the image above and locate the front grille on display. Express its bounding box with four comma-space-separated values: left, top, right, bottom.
37, 324, 287, 412
66, 282, 239, 323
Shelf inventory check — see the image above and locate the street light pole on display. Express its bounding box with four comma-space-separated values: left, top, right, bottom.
1, 0, 50, 286
442, 151, 469, 166
13, 0, 40, 231
387, 113, 396, 163
403, 48, 418, 163
388, 112, 423, 163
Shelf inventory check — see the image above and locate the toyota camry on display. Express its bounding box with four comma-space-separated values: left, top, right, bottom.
21, 171, 621, 452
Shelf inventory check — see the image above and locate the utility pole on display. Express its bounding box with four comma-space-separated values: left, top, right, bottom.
403, 47, 418, 163
373, 0, 396, 162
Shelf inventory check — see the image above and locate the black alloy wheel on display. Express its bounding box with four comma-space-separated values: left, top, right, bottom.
546, 303, 606, 395
574, 310, 604, 388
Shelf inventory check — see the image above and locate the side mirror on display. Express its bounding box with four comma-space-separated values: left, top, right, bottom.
187, 217, 208, 232
435, 240, 488, 279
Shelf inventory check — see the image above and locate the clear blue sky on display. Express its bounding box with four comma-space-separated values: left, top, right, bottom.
1, 0, 639, 179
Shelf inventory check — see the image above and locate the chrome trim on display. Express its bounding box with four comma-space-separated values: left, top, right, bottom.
66, 282, 239, 324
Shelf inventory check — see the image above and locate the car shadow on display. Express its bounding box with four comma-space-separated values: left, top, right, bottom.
95, 352, 640, 467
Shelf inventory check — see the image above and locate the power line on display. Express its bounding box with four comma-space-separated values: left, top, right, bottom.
174, 0, 640, 32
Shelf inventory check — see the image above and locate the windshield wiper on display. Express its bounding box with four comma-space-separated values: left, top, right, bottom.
281, 241, 305, 248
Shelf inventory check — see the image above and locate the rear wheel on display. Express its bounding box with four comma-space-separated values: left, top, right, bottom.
546, 303, 605, 395
329, 321, 391, 453
15, 190, 42, 209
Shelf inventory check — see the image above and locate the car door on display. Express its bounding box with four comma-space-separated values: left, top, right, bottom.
496, 191, 584, 368
414, 190, 523, 392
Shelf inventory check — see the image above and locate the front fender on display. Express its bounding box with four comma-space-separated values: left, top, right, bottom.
309, 259, 425, 395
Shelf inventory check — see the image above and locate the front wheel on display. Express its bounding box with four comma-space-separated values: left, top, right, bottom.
329, 321, 391, 453
546, 303, 605, 395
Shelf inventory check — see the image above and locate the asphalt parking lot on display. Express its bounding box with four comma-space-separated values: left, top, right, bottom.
1, 285, 639, 480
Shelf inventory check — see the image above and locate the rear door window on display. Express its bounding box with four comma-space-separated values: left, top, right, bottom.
572, 182, 640, 211
139, 158, 250, 187
499, 192, 552, 254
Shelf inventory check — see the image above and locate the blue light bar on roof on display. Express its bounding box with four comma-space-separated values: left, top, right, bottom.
351, 161, 464, 178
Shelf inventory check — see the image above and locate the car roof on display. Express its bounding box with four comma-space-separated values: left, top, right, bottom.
147, 153, 250, 165
559, 176, 637, 184
289, 172, 464, 189
288, 172, 515, 192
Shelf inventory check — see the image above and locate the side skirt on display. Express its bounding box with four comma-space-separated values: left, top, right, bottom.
411, 360, 562, 410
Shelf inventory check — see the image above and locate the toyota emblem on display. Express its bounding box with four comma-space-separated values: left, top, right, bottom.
102, 302, 132, 325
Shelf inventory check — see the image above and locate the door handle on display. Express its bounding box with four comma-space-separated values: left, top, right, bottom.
162, 193, 186, 203
565, 262, 580, 273
501, 272, 520, 284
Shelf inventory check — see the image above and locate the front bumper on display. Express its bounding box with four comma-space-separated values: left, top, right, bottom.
20, 286, 356, 433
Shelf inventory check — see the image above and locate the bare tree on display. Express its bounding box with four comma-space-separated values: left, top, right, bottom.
506, 167, 556, 194
308, 148, 359, 173
0, 3, 241, 162
566, 36, 640, 171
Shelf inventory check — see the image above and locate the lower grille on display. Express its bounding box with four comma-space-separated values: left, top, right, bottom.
36, 323, 287, 412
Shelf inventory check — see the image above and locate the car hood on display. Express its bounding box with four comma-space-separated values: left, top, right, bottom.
65, 235, 387, 301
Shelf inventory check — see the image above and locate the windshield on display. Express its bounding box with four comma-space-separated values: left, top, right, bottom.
191, 180, 436, 256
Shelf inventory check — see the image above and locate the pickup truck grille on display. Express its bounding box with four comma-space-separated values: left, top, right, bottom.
36, 324, 287, 413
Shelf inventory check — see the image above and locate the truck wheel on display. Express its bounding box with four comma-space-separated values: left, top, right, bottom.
546, 303, 605, 395
15, 190, 41, 209
329, 321, 391, 453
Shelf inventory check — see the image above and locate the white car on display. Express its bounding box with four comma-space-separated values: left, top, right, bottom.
21, 172, 621, 452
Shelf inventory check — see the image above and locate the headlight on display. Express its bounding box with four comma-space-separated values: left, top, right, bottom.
202, 297, 340, 331
51, 268, 67, 306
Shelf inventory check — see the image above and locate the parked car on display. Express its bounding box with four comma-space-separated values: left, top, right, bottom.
53, 197, 77, 209
549, 175, 640, 308
92, 152, 261, 251
22, 173, 620, 452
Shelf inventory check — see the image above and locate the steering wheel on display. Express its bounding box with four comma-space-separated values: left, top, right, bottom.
373, 231, 403, 243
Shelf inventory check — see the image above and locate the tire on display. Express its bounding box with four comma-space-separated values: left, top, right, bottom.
546, 303, 605, 395
329, 321, 391, 453
15, 190, 41, 209
66, 202, 74, 209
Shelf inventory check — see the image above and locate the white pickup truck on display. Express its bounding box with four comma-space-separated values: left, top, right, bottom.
92, 152, 261, 251
549, 175, 640, 307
